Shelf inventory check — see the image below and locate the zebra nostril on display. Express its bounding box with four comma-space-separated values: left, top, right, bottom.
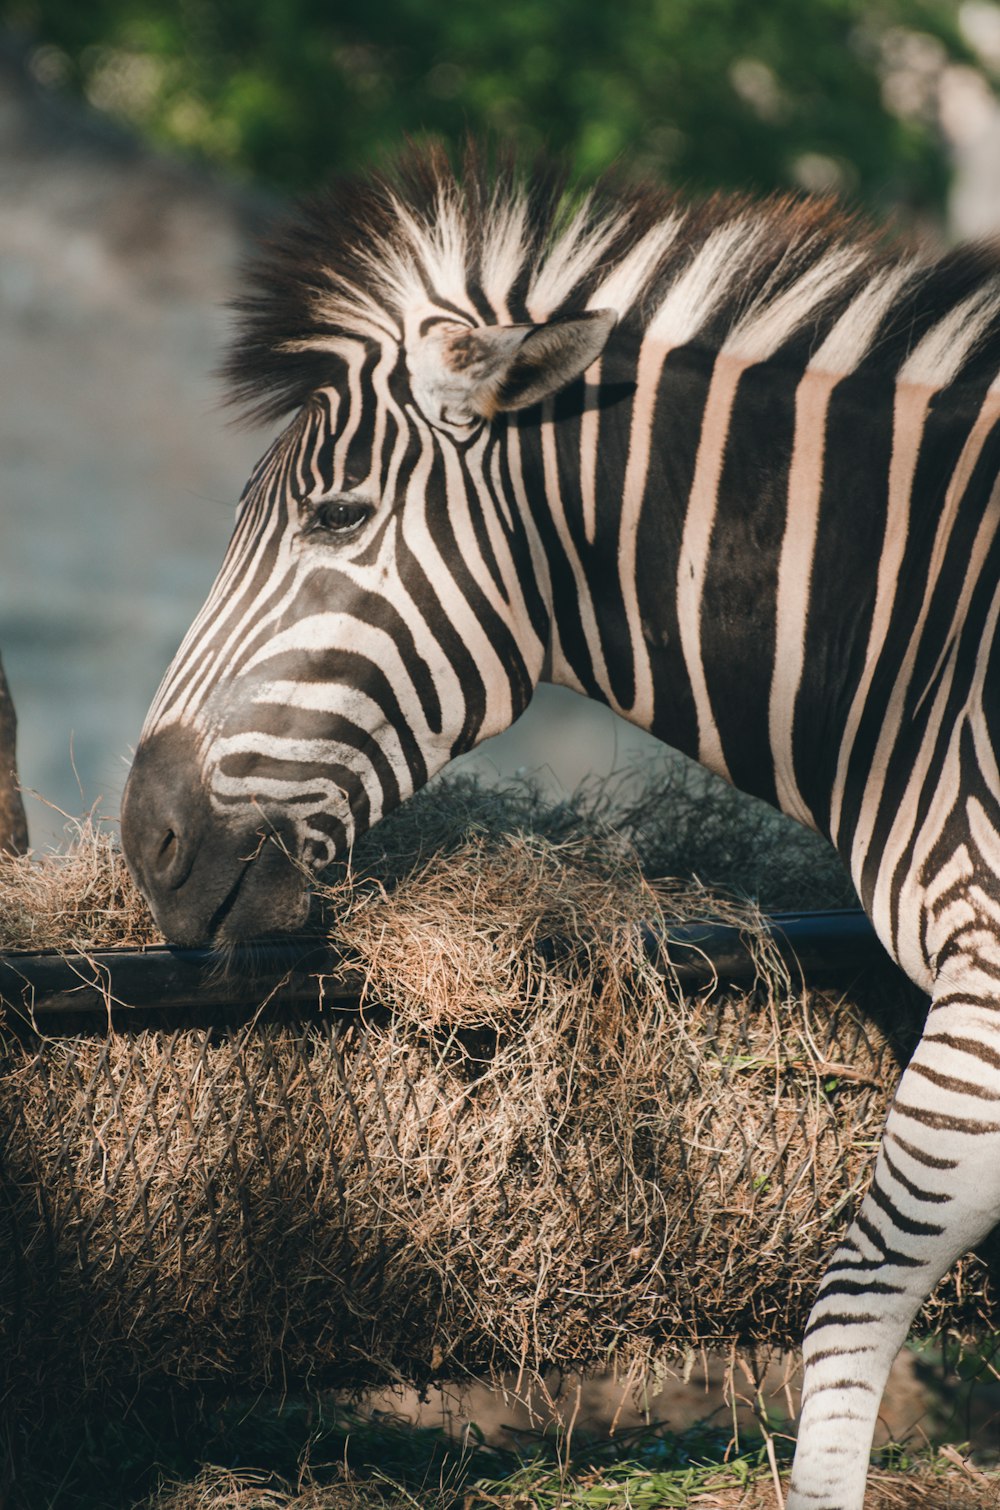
302, 837, 331, 872
152, 825, 188, 887
121, 723, 215, 916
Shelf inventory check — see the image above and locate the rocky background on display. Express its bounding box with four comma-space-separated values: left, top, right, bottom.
0, 35, 269, 842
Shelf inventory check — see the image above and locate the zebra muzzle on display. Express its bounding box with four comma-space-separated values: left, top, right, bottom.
121, 722, 309, 946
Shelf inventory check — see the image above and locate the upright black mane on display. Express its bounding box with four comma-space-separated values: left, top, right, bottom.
224, 141, 1000, 427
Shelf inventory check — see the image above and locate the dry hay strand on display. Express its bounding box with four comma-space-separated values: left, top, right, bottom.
0, 773, 993, 1440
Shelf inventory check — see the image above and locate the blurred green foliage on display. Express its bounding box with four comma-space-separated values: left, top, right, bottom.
3, 0, 987, 212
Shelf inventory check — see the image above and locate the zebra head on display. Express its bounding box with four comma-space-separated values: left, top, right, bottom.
122, 158, 616, 943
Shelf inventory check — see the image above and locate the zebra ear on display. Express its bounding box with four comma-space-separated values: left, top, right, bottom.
409, 310, 616, 424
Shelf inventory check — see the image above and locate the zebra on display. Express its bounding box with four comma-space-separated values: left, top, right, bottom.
121, 145, 1000, 1508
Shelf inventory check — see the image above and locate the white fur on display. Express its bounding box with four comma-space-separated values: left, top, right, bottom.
645, 220, 759, 348
899, 280, 1000, 387
723, 246, 863, 363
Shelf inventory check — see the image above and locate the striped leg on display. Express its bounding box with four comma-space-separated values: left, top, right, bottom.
788, 976, 1000, 1510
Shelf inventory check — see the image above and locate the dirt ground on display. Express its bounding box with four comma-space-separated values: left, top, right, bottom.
370, 1343, 1000, 1469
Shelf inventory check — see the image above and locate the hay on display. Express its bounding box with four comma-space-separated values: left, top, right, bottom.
0, 814, 157, 951
0, 762, 853, 954
145, 1471, 398, 1510
141, 1462, 1000, 1510
0, 771, 993, 1455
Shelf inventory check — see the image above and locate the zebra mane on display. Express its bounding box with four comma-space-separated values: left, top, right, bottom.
224, 142, 1000, 426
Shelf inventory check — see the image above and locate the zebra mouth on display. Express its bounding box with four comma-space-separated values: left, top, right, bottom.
205, 857, 253, 940
206, 837, 312, 945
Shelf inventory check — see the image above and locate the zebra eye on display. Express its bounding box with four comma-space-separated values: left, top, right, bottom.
299, 496, 374, 537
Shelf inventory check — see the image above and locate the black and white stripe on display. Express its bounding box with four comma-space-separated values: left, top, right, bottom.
127, 148, 1000, 1508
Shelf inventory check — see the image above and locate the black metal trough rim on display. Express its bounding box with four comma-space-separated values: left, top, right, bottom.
0, 909, 889, 1018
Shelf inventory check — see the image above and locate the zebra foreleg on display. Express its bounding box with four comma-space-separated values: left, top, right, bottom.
787, 986, 1000, 1510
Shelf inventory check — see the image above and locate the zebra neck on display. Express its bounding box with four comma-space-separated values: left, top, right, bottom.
522, 339, 1000, 850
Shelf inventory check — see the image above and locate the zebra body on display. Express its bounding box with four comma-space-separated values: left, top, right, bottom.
122, 150, 1000, 1507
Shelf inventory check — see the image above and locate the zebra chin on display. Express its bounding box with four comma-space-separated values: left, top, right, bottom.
121, 722, 312, 947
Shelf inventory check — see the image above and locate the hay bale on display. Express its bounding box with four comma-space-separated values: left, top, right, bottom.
0, 774, 993, 1449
